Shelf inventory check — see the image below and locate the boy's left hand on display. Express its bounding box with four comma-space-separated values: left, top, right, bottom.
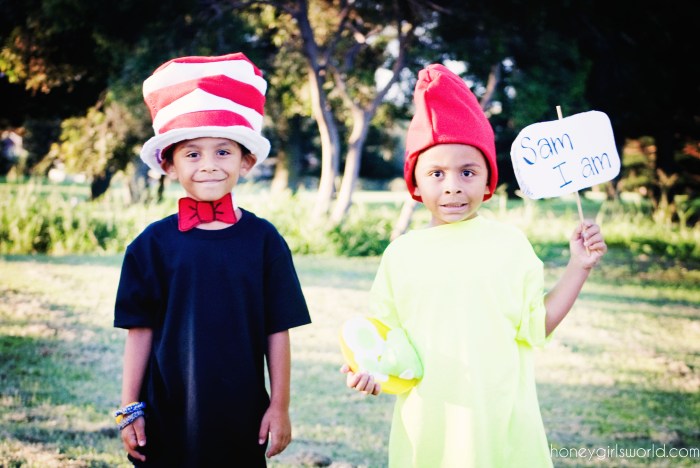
258, 404, 291, 458
571, 221, 607, 270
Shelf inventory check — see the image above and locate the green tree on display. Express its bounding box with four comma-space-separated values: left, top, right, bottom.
234, 0, 435, 224
43, 95, 143, 199
1, 0, 696, 222
1, 0, 259, 197
431, 1, 592, 193
238, 4, 316, 193
576, 1, 698, 212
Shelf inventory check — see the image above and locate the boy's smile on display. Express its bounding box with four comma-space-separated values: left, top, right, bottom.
165, 137, 255, 202
413, 143, 491, 227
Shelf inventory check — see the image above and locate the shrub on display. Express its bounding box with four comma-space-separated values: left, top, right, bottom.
0, 179, 171, 255
327, 205, 393, 257
244, 188, 333, 256
1, 179, 698, 263
240, 188, 393, 256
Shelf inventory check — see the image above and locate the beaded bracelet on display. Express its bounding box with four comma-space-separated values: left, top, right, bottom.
118, 410, 145, 430
114, 401, 145, 418
114, 401, 146, 428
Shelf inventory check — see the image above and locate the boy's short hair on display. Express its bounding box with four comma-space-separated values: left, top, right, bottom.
404, 64, 498, 202
140, 53, 270, 175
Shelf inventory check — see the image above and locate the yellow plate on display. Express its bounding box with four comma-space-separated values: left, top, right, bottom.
339, 317, 420, 395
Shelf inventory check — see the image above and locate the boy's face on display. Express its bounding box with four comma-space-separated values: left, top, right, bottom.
164, 137, 255, 201
413, 143, 491, 227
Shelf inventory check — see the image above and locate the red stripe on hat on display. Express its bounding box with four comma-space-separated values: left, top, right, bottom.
157, 110, 254, 135
144, 75, 265, 120
154, 52, 263, 77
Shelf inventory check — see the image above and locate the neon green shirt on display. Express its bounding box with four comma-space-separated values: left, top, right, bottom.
369, 216, 552, 468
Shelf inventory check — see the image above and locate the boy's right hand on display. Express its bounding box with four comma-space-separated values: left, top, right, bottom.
121, 416, 147, 462
340, 364, 382, 396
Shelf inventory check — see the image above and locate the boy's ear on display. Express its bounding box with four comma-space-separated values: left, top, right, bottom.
164, 162, 178, 180
412, 176, 422, 197
239, 154, 257, 176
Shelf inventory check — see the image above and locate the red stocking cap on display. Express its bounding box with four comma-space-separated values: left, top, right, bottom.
140, 52, 270, 174
404, 64, 498, 202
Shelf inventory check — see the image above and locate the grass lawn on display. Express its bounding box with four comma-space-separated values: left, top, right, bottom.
0, 250, 698, 467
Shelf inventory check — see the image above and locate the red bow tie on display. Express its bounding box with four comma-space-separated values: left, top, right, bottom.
177, 194, 237, 232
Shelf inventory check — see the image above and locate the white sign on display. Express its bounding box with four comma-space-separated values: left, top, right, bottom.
510, 111, 621, 199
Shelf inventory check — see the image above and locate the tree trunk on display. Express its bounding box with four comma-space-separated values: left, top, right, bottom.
330, 108, 370, 223
127, 160, 151, 204
391, 196, 418, 240
308, 66, 341, 219
293, 0, 341, 219
270, 149, 290, 194
654, 127, 680, 196
270, 115, 303, 194
479, 63, 501, 111
328, 21, 414, 225
157, 175, 165, 203
90, 169, 113, 200
308, 100, 339, 216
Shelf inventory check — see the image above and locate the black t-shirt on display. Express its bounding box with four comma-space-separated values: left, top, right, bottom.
114, 209, 311, 467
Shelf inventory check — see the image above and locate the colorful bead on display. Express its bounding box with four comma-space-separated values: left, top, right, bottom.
114, 401, 146, 418
113, 401, 146, 428
118, 410, 145, 430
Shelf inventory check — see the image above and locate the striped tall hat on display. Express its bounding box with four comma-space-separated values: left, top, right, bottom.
140, 52, 271, 174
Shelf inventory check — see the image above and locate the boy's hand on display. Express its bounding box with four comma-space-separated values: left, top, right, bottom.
340, 364, 382, 396
258, 404, 291, 458
571, 221, 607, 270
120, 415, 146, 462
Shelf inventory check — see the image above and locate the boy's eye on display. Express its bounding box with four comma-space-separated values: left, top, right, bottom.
185, 152, 200, 159
216, 149, 231, 157
430, 170, 443, 178
462, 169, 475, 177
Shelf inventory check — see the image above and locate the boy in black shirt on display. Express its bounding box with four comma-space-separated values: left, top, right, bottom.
114, 53, 311, 467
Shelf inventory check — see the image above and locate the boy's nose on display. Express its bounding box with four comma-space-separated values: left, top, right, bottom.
443, 174, 462, 193
198, 154, 219, 172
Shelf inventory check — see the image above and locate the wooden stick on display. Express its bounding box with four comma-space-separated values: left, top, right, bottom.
556, 105, 590, 255
555, 105, 564, 121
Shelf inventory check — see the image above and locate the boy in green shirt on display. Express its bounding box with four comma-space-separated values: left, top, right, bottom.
343, 64, 606, 467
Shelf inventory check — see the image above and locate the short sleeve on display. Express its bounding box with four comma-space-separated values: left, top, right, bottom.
366, 248, 423, 378
368, 253, 402, 329
263, 236, 311, 334
113, 244, 161, 329
515, 260, 549, 348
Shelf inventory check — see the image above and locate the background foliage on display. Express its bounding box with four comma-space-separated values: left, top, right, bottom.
1, 0, 697, 224
2, 179, 699, 263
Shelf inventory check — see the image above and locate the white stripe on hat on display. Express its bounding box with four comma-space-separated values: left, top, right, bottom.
152, 88, 264, 134
143, 60, 267, 98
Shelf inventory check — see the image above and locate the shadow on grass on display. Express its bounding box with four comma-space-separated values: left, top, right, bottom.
0, 333, 117, 407
279, 353, 700, 467
2, 426, 122, 468
5, 425, 118, 448
579, 291, 700, 315
294, 255, 380, 291
540, 382, 700, 466
277, 356, 393, 468
1, 333, 125, 466
1, 254, 124, 267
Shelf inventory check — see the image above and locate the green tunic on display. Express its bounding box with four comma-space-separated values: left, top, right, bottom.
369, 216, 553, 468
